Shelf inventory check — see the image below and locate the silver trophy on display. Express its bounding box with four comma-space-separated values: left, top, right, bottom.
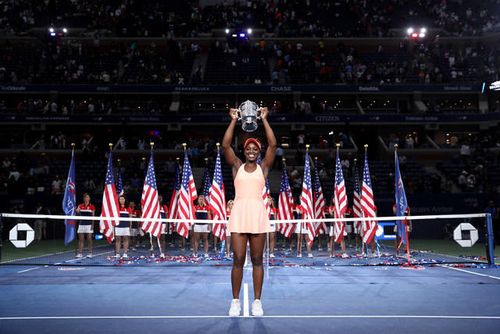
236, 100, 261, 132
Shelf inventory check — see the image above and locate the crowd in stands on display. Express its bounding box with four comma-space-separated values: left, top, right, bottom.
0, 37, 498, 86
0, 38, 195, 85
271, 39, 500, 85
1, 127, 498, 203
1, 0, 499, 38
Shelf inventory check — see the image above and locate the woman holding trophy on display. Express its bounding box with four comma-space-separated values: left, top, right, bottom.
222, 101, 277, 317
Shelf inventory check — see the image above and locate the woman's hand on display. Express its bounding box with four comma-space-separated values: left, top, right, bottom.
229, 108, 238, 120
260, 107, 269, 120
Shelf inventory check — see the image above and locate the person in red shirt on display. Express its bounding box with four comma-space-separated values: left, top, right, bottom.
76, 193, 95, 258
193, 195, 212, 258
115, 195, 132, 258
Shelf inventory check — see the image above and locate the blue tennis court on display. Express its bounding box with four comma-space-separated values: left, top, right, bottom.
1, 258, 499, 334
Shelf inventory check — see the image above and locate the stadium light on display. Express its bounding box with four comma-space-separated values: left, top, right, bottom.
247, 28, 252, 35
48, 26, 69, 37
490, 81, 500, 91
225, 28, 230, 34
406, 26, 427, 39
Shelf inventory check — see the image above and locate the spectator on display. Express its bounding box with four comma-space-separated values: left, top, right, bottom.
51, 175, 63, 194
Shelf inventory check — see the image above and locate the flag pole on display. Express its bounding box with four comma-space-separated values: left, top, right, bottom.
335, 143, 340, 250
282, 157, 287, 239
366, 144, 379, 256
108, 143, 114, 240
394, 144, 401, 256
314, 155, 319, 249
70, 143, 77, 254
394, 144, 411, 265
395, 144, 412, 265
362, 144, 368, 256
174, 156, 180, 247
102, 143, 114, 244
302, 144, 310, 252
353, 157, 358, 252
181, 142, 192, 244
405, 216, 411, 265
149, 142, 162, 256
215, 142, 227, 258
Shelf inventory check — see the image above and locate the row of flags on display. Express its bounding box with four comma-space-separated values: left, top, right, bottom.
281, 145, 409, 247
62, 144, 410, 248
62, 145, 228, 245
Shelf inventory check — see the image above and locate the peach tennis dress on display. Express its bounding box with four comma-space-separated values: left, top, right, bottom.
227, 164, 270, 234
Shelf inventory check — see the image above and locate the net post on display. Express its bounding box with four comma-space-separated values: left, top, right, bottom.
485, 213, 496, 268
0, 215, 3, 263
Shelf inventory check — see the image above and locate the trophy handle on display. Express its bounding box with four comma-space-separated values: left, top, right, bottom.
256, 107, 262, 120
235, 109, 242, 121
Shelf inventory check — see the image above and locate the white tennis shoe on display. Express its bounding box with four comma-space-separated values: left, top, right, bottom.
228, 299, 241, 317
251, 299, 264, 316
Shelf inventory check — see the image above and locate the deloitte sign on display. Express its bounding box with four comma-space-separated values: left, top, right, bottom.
9, 223, 35, 248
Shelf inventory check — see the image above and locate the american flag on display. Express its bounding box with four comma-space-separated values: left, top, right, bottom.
202, 162, 211, 197
333, 149, 348, 243
277, 165, 294, 238
140, 150, 162, 238
177, 150, 197, 238
300, 151, 316, 246
209, 148, 227, 240
395, 149, 409, 245
361, 150, 377, 244
62, 149, 76, 245
352, 162, 363, 233
168, 162, 181, 220
312, 164, 327, 235
99, 151, 120, 243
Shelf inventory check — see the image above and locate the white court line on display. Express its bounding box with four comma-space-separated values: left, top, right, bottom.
2, 245, 110, 264
243, 283, 249, 317
16, 267, 41, 274
440, 265, 500, 281
1, 315, 500, 320
61, 250, 115, 264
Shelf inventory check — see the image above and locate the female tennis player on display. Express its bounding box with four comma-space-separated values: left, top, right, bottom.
222, 106, 276, 316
